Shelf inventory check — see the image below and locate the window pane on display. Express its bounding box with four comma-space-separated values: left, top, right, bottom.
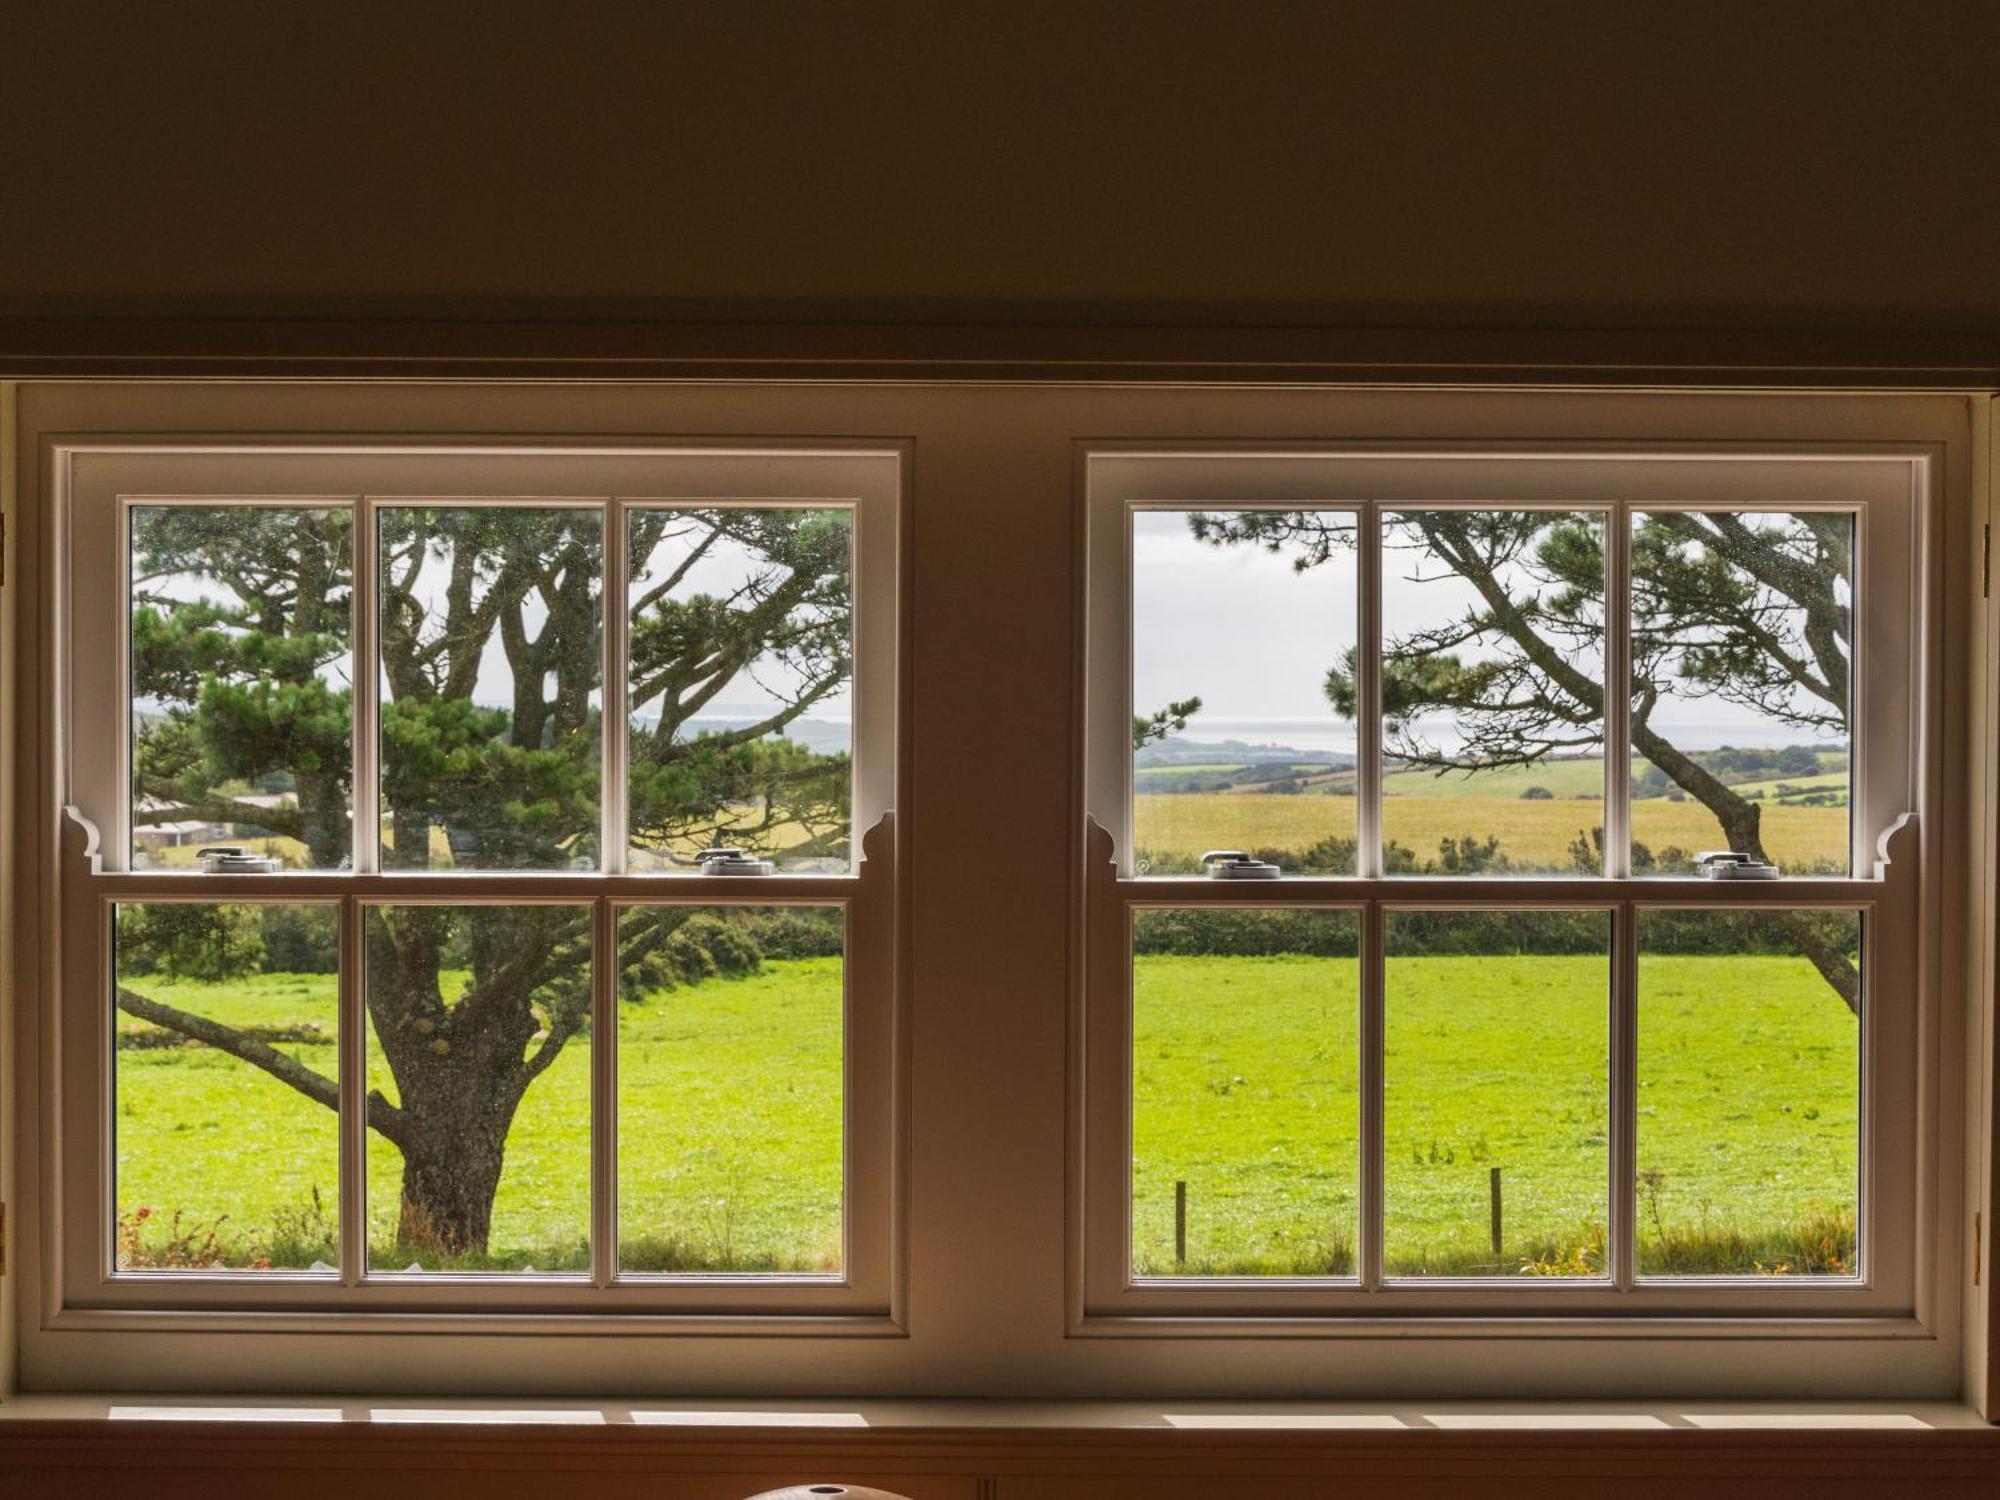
617, 905, 844, 1273
364, 904, 592, 1273
113, 903, 341, 1272
1131, 511, 1359, 876
130, 506, 354, 871
627, 508, 854, 874
1384, 910, 1610, 1277
1630, 512, 1854, 876
1380, 512, 1606, 876
1636, 909, 1860, 1277
379, 506, 602, 871
1132, 908, 1359, 1277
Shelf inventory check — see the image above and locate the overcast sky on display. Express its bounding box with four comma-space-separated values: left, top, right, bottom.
1132, 511, 1828, 755
138, 507, 1831, 759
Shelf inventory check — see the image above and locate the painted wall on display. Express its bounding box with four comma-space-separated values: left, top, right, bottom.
1, 0, 1996, 1406
2, 2, 1996, 329
1, 381, 15, 1399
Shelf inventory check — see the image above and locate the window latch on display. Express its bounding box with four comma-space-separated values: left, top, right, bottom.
1694, 850, 1781, 881
696, 845, 776, 876
1200, 849, 1282, 880
196, 844, 282, 874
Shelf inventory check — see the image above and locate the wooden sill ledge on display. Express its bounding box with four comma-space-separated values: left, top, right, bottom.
2, 1398, 1999, 1499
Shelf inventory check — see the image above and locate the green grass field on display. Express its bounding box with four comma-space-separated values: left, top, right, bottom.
117, 958, 844, 1274
117, 950, 1856, 1281
1135, 951, 1858, 1278
114, 970, 342, 1268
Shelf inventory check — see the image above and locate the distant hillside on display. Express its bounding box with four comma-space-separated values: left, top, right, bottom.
1135, 737, 1356, 769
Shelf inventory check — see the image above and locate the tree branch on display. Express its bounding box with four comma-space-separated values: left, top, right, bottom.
1410, 516, 1769, 860
115, 986, 411, 1150
631, 526, 722, 614
1785, 915, 1862, 1017
521, 1011, 584, 1084
132, 796, 305, 841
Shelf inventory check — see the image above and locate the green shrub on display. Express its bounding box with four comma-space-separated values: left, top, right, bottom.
258, 904, 339, 973
620, 909, 766, 999
1134, 908, 1360, 958
737, 906, 845, 959
675, 913, 762, 976
118, 903, 265, 981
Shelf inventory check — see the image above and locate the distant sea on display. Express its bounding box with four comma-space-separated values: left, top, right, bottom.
1153, 715, 1844, 763
658, 714, 852, 756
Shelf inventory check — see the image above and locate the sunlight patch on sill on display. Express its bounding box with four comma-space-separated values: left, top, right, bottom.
1163, 1414, 1405, 1429
632, 1410, 871, 1427
110, 1406, 344, 1423
368, 1408, 606, 1425
1683, 1413, 1932, 1429
1425, 1414, 1671, 1430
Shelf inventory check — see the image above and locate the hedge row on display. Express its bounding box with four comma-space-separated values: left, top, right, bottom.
1133, 906, 1859, 959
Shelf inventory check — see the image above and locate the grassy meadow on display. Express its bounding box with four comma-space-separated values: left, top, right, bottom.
116, 958, 844, 1274
113, 969, 342, 1270
1134, 950, 1858, 1279
117, 948, 1856, 1282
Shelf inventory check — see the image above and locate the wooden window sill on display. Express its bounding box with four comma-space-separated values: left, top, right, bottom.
2, 1397, 1998, 1498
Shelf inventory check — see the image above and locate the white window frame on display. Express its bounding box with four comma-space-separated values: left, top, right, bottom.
6, 382, 1977, 1402
1079, 445, 1936, 1329
47, 441, 906, 1330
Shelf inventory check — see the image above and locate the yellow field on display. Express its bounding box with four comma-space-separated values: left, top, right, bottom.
1133, 794, 1849, 872
143, 835, 305, 870
143, 809, 828, 872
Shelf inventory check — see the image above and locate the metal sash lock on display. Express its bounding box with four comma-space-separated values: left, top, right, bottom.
1200, 849, 1282, 880
195, 845, 282, 873
697, 845, 776, 876
1694, 850, 1781, 880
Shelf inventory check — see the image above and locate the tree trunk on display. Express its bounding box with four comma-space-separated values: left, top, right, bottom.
363, 905, 567, 1260
393, 1118, 511, 1257
377, 1025, 537, 1259
300, 770, 350, 870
